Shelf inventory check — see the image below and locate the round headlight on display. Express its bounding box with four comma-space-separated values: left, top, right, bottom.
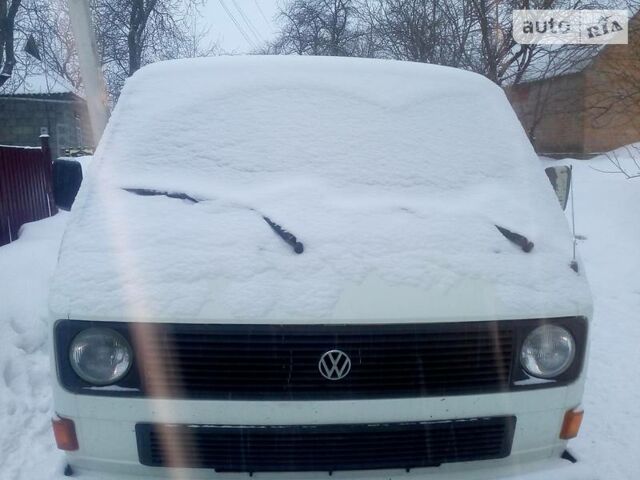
69, 328, 132, 385
520, 325, 576, 379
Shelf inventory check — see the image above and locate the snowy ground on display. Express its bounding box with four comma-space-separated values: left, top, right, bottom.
0, 213, 69, 479
0, 153, 639, 479
545, 153, 640, 480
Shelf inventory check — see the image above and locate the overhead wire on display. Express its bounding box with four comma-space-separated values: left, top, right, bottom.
253, 0, 271, 26
216, 0, 258, 49
230, 0, 265, 45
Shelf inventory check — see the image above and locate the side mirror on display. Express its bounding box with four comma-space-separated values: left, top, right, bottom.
545, 165, 572, 211
53, 159, 83, 211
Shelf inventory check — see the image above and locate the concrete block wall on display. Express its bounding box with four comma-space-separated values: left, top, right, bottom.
0, 94, 93, 157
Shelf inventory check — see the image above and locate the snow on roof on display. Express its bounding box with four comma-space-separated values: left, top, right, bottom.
518, 45, 603, 83
0, 56, 76, 96
518, 9, 640, 83
50, 56, 591, 322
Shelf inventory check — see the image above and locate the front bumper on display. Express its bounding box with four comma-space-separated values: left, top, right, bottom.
54, 381, 585, 478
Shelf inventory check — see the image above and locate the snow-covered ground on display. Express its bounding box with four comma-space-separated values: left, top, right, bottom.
0, 152, 639, 479
544, 152, 640, 480
0, 213, 69, 479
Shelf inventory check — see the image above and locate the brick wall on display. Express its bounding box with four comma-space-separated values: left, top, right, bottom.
506, 73, 586, 156
0, 94, 93, 157
583, 22, 640, 153
507, 16, 640, 157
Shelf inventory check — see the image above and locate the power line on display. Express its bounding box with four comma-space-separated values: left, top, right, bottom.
253, 0, 271, 26
217, 0, 257, 49
218, 0, 256, 48
230, 0, 265, 45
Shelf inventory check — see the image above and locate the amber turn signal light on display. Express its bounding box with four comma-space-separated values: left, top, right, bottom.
52, 415, 79, 451
560, 408, 584, 440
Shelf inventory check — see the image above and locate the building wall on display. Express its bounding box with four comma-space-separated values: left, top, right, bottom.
583, 23, 640, 153
0, 95, 93, 158
507, 15, 640, 156
506, 73, 586, 156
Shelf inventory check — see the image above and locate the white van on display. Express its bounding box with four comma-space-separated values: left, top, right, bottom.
48, 56, 592, 479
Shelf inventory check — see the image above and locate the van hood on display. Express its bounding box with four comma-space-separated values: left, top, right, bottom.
49, 56, 592, 322
49, 179, 591, 323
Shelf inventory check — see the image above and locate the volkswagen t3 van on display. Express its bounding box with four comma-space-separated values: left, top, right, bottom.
48, 56, 592, 479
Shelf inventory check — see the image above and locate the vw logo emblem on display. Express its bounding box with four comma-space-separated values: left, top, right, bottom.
318, 350, 351, 381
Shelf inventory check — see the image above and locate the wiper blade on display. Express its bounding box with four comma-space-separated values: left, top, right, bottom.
263, 216, 304, 254
124, 187, 305, 255
495, 225, 534, 253
123, 188, 199, 204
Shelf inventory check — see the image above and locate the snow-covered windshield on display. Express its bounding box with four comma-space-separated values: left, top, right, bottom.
100, 56, 533, 197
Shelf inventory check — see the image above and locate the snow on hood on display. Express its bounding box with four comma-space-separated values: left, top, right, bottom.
49, 56, 591, 323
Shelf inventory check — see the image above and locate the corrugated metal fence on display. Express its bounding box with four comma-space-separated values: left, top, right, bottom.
0, 139, 57, 247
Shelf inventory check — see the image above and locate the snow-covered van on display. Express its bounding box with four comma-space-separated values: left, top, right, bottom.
49, 56, 592, 478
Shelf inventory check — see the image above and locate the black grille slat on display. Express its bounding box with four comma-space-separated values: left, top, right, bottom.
147, 358, 511, 371
159, 432, 510, 442
157, 348, 512, 360
144, 374, 511, 386
150, 440, 508, 455
137, 417, 516, 472
135, 323, 514, 399
153, 442, 507, 455
162, 335, 513, 345
154, 437, 509, 452
145, 362, 512, 375
161, 339, 512, 350
164, 332, 512, 339
156, 349, 512, 360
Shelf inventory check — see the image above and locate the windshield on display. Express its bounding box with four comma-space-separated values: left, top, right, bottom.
100, 57, 529, 194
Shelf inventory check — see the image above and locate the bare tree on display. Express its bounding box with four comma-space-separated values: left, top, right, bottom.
454, 0, 597, 85
0, 0, 22, 87
19, 0, 82, 90
1, 0, 216, 100
270, 0, 361, 56
358, 0, 531, 82
1, 0, 66, 93
591, 144, 640, 179
360, 0, 473, 66
271, 0, 614, 90
91, 0, 211, 99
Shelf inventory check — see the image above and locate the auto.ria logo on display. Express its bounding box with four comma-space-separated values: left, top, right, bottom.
513, 9, 628, 44
318, 350, 351, 380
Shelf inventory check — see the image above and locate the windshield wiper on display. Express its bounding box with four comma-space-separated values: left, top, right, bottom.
495, 225, 534, 253
124, 187, 305, 255
263, 217, 304, 254
123, 188, 200, 203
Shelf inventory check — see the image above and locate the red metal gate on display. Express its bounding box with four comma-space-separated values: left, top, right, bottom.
0, 138, 57, 247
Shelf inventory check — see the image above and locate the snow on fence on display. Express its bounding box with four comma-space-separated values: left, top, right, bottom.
0, 138, 57, 247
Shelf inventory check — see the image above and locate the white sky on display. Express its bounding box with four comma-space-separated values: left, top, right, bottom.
201, 0, 281, 53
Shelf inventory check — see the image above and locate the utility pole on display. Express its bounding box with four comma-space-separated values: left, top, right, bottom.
68, 0, 109, 146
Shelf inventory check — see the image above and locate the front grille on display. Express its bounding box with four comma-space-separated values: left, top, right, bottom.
55, 317, 588, 399
138, 323, 514, 399
136, 417, 516, 472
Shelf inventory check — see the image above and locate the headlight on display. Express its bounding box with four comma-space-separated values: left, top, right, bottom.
69, 328, 132, 385
520, 325, 576, 379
